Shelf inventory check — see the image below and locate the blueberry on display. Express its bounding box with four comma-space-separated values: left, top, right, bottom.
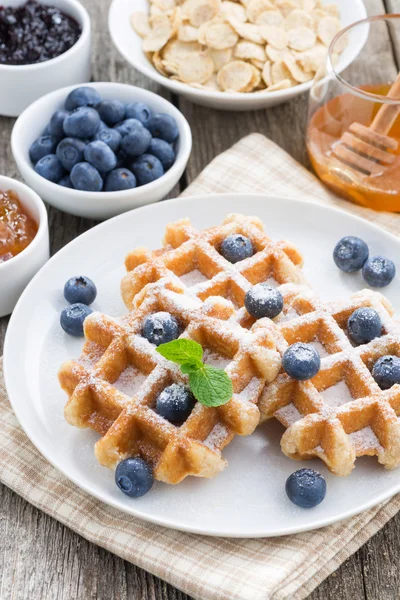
60, 303, 92, 336
125, 102, 153, 127
94, 127, 122, 153
282, 342, 321, 381
131, 154, 164, 186
114, 118, 143, 137
245, 283, 284, 319
142, 311, 179, 346
148, 138, 175, 170
50, 109, 68, 141
120, 127, 152, 158
105, 168, 137, 192
56, 137, 86, 171
34, 154, 64, 183
84, 140, 117, 173
63, 107, 101, 139
115, 149, 128, 169
286, 468, 327, 508
148, 113, 179, 143
42, 124, 51, 136
70, 162, 103, 192
64, 275, 97, 305
96, 99, 125, 126
59, 175, 73, 188
115, 457, 153, 498
29, 136, 56, 164
372, 355, 400, 390
347, 307, 382, 345
220, 234, 254, 264
64, 86, 102, 111
362, 256, 396, 288
333, 236, 369, 273
156, 384, 195, 424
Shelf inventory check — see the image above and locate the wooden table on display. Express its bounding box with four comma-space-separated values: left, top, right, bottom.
1, 0, 400, 598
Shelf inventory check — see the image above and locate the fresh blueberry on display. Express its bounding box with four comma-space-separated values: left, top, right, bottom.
42, 124, 51, 136
282, 342, 321, 381
64, 86, 102, 111
220, 234, 254, 264
333, 236, 369, 273
362, 256, 396, 288
59, 175, 73, 188
115, 457, 153, 498
34, 154, 64, 183
56, 137, 86, 171
142, 311, 179, 346
64, 275, 97, 305
84, 140, 117, 173
286, 468, 327, 508
105, 168, 137, 192
347, 307, 382, 345
96, 99, 125, 126
148, 113, 179, 143
148, 138, 175, 170
50, 109, 68, 141
125, 101, 153, 127
120, 127, 152, 157
372, 355, 400, 389
245, 283, 284, 319
60, 303, 92, 336
63, 107, 101, 139
114, 118, 144, 137
156, 384, 195, 424
29, 136, 56, 164
94, 127, 121, 153
115, 149, 128, 169
131, 154, 164, 186
70, 162, 103, 192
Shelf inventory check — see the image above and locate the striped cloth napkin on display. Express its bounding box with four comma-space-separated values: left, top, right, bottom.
1, 133, 399, 600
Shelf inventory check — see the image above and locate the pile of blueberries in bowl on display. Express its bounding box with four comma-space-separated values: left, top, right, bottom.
29, 86, 179, 192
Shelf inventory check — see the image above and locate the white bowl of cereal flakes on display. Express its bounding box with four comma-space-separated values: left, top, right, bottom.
109, 0, 367, 111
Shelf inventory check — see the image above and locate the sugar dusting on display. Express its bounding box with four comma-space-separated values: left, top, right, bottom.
203, 349, 231, 369
179, 269, 208, 287
309, 339, 330, 358
203, 423, 228, 450
276, 403, 302, 426
234, 377, 261, 404
320, 380, 353, 408
349, 426, 382, 452
114, 365, 147, 397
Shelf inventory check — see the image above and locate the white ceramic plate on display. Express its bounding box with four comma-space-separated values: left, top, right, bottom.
108, 0, 368, 111
4, 194, 400, 538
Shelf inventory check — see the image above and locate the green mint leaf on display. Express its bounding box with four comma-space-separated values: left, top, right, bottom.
156, 339, 203, 365
180, 360, 203, 375
189, 365, 233, 408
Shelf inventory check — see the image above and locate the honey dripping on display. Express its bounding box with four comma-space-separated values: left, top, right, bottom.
0, 190, 38, 263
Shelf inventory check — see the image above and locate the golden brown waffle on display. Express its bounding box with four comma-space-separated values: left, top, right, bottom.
259, 288, 400, 476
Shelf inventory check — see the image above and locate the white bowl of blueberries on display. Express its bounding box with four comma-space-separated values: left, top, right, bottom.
11, 83, 192, 220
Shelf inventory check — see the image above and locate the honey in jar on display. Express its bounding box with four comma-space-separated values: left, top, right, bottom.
307, 84, 400, 212
0, 189, 38, 263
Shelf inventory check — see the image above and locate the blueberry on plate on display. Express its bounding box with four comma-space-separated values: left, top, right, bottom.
333, 236, 369, 273
148, 113, 179, 143
56, 137, 86, 171
114, 118, 144, 137
131, 154, 164, 186
220, 234, 254, 264
70, 162, 103, 192
84, 140, 117, 173
282, 342, 321, 381
35, 154, 64, 183
60, 303, 92, 336
120, 127, 152, 158
245, 283, 283, 319
148, 138, 175, 170
29, 136, 56, 164
96, 99, 125, 126
58, 175, 73, 188
64, 86, 102, 111
156, 384, 196, 424
347, 307, 382, 345
372, 355, 400, 389
94, 127, 121, 153
125, 102, 153, 127
286, 468, 327, 508
115, 457, 153, 498
64, 275, 97, 305
63, 107, 101, 139
362, 256, 396, 288
105, 168, 136, 191
142, 311, 179, 346
50, 109, 68, 141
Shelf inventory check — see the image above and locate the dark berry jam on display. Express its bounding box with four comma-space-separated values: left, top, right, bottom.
0, 0, 81, 66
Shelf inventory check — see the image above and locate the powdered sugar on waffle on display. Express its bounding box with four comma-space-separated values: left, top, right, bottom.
320, 380, 353, 408
114, 366, 147, 397
349, 427, 383, 452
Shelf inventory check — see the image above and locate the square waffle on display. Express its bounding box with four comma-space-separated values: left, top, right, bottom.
259, 288, 400, 476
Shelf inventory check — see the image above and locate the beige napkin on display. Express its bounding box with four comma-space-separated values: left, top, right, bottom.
1, 133, 400, 600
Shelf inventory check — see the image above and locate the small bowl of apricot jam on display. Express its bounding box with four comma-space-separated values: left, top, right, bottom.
0, 176, 49, 316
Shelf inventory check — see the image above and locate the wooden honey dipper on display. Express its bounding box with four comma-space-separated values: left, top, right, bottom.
332, 72, 400, 176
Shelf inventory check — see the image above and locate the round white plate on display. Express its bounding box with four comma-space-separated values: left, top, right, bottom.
4, 194, 400, 538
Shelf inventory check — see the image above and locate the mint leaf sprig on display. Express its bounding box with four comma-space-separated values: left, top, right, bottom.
156, 339, 233, 408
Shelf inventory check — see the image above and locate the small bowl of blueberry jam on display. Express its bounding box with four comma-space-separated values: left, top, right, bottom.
0, 0, 91, 117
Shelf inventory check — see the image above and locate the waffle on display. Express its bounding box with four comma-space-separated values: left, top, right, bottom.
259, 288, 400, 476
